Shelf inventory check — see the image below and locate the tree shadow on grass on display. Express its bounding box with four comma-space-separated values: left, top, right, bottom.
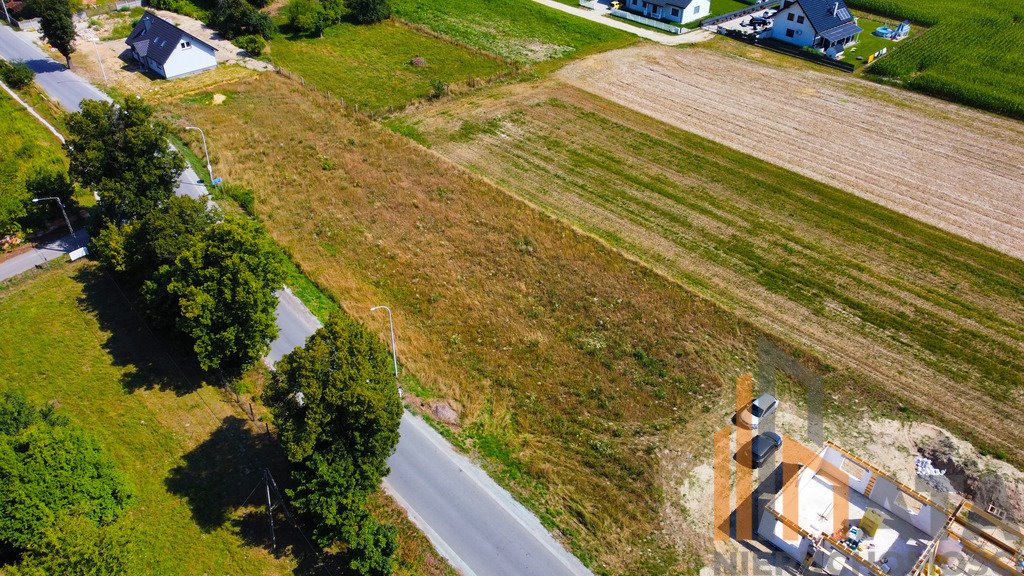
165, 414, 343, 575
73, 265, 206, 396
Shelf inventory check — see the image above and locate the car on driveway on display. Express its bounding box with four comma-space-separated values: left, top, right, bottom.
736, 392, 778, 430
751, 432, 783, 468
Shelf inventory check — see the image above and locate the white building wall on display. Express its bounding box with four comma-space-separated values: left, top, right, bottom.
771, 2, 817, 47
161, 39, 217, 79
680, 0, 709, 24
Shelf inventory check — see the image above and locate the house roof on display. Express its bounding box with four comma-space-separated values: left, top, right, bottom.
785, 0, 856, 34
125, 11, 216, 66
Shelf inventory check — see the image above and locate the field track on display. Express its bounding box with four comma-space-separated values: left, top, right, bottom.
556, 45, 1024, 260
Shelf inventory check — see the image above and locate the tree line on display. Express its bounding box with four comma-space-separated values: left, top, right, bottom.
72, 97, 403, 574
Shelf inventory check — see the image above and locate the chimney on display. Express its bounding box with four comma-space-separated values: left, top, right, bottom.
833, 2, 838, 17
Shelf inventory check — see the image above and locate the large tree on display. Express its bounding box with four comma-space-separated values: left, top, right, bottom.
30, 0, 75, 67
161, 217, 284, 376
64, 98, 184, 225
265, 314, 402, 572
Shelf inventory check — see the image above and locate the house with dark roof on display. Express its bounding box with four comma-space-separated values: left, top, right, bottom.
622, 0, 709, 25
769, 0, 863, 58
126, 11, 217, 79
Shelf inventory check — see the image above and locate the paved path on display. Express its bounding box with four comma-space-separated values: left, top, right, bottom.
2, 27, 596, 576
530, 0, 714, 45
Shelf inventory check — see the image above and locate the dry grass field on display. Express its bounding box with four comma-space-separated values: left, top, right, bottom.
401, 79, 1024, 465
157, 74, 838, 575
555, 44, 1024, 261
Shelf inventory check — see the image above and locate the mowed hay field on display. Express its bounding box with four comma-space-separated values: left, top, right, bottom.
849, 0, 1024, 119
0, 262, 454, 576
555, 44, 1024, 260
159, 74, 841, 575
402, 79, 1024, 465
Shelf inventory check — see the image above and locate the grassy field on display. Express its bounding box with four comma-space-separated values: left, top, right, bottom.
848, 0, 1024, 119
268, 20, 509, 112
0, 261, 454, 576
403, 81, 1024, 462
391, 0, 636, 63
157, 73, 916, 575
0, 89, 67, 219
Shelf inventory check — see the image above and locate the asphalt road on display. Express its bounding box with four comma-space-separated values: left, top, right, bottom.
2, 28, 597, 576
0, 229, 88, 282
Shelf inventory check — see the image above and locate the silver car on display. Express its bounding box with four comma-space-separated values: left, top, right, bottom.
737, 392, 778, 430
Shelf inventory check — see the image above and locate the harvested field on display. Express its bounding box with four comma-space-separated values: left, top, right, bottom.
401, 78, 1024, 472
554, 44, 1024, 261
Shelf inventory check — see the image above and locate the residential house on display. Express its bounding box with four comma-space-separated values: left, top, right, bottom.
125, 11, 217, 79
623, 0, 710, 25
769, 0, 863, 58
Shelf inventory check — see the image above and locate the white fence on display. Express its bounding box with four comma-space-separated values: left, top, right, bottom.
609, 9, 684, 34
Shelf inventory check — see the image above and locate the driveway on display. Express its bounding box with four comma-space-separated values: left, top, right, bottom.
530, 0, 714, 45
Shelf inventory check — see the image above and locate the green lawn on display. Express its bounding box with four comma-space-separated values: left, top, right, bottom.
848, 0, 1024, 119
0, 261, 297, 575
844, 15, 904, 69
708, 0, 752, 17
268, 20, 509, 112
391, 0, 636, 62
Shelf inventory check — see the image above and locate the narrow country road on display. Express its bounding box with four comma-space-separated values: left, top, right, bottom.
0, 230, 88, 282
2, 25, 596, 576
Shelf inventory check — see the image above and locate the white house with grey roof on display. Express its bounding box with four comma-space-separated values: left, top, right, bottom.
126, 11, 217, 79
623, 0, 709, 24
770, 0, 863, 58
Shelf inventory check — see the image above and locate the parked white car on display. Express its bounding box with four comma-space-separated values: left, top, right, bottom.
736, 392, 778, 430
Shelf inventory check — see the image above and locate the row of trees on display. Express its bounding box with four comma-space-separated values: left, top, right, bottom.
0, 391, 136, 574
69, 98, 284, 377
283, 0, 390, 36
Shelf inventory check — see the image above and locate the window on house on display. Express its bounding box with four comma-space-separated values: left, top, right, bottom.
632, 0, 638, 6
693, 5, 699, 13
797, 15, 804, 23
785, 28, 795, 37
787, 12, 794, 21
671, 7, 679, 15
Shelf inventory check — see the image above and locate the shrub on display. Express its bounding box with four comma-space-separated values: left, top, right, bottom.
345, 0, 390, 24
221, 183, 256, 215
234, 34, 266, 56
0, 60, 35, 89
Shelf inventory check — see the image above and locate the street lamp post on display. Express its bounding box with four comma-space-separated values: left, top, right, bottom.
371, 305, 401, 396
2, 0, 12, 26
185, 126, 214, 185
32, 196, 77, 247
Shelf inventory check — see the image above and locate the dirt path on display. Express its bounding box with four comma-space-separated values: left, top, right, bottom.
556, 44, 1024, 261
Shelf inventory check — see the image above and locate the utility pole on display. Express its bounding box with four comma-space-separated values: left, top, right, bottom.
2, 0, 12, 26
263, 469, 277, 552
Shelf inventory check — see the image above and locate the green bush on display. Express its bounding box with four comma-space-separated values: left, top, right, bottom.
234, 34, 266, 56
221, 183, 256, 215
0, 60, 35, 90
